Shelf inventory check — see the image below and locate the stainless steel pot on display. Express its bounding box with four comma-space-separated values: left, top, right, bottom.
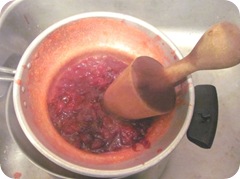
0, 12, 217, 178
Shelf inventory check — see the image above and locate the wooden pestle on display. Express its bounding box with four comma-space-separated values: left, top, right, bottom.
103, 22, 240, 120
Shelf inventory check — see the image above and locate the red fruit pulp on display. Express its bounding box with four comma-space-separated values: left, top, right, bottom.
47, 54, 153, 154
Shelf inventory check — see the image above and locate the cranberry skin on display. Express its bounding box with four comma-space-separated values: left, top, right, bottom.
47, 55, 153, 153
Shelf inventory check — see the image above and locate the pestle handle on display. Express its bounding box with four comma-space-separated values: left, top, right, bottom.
164, 22, 240, 85
103, 22, 240, 120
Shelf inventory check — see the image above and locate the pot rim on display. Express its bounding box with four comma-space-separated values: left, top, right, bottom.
13, 11, 195, 178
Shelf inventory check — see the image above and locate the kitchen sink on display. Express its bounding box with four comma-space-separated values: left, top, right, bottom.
0, 0, 240, 178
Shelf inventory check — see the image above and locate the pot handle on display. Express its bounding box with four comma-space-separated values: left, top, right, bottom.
0, 66, 15, 81
0, 0, 15, 82
187, 85, 218, 149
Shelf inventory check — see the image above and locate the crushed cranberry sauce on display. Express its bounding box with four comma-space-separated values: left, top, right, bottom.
47, 55, 154, 154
